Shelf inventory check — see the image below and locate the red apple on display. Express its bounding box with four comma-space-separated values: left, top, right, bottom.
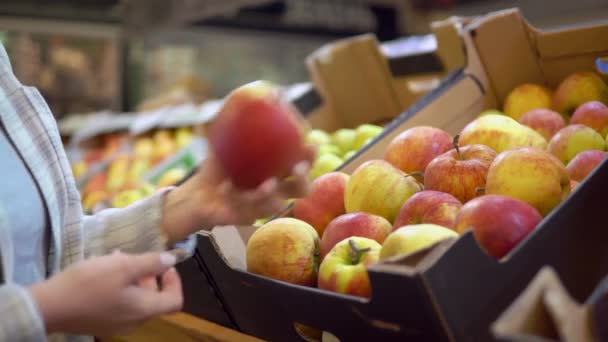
208, 81, 309, 188
384, 126, 452, 177
293, 172, 349, 236
424, 137, 497, 203
518, 109, 566, 141
552, 72, 608, 119
345, 160, 422, 223
318, 237, 381, 298
393, 190, 462, 231
486, 147, 570, 216
570, 101, 608, 137
320, 212, 391, 260
570, 179, 580, 191
454, 195, 543, 259
565, 149, 608, 182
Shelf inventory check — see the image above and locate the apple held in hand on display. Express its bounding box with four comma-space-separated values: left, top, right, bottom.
318, 237, 381, 298
454, 195, 542, 259
518, 109, 566, 141
486, 147, 570, 216
379, 224, 458, 260
570, 101, 608, 137
552, 71, 608, 118
320, 212, 391, 260
345, 160, 422, 222
246, 218, 320, 286
393, 190, 462, 231
459, 114, 547, 153
503, 83, 553, 120
548, 124, 605, 165
293, 172, 349, 236
424, 137, 497, 203
384, 126, 453, 176
208, 81, 309, 189
566, 149, 608, 182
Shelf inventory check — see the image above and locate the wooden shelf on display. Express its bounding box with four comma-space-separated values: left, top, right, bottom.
114, 313, 263, 342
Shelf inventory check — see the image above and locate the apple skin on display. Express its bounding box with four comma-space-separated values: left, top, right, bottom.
503, 83, 553, 120
318, 237, 381, 298
379, 224, 458, 260
320, 212, 391, 260
246, 218, 320, 286
570, 179, 580, 191
424, 144, 497, 203
570, 101, 608, 137
459, 114, 547, 153
518, 109, 566, 141
384, 126, 453, 175
293, 172, 350, 236
331, 129, 356, 154
547, 124, 606, 165
552, 71, 608, 118
454, 195, 543, 259
208, 81, 309, 189
565, 149, 608, 182
353, 124, 383, 150
486, 147, 570, 216
345, 160, 422, 223
393, 190, 462, 231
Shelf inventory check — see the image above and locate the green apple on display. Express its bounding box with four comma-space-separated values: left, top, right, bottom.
318, 237, 381, 298
318, 144, 342, 157
343, 150, 357, 160
353, 124, 383, 150
331, 129, 356, 154
379, 224, 458, 260
306, 129, 331, 146
459, 114, 547, 153
310, 154, 343, 180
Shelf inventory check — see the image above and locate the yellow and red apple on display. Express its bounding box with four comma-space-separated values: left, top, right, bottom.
518, 109, 566, 141
393, 190, 462, 231
547, 124, 605, 165
379, 224, 458, 260
566, 149, 607, 182
503, 83, 553, 120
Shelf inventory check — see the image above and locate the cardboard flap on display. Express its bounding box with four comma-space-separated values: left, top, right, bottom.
208, 225, 256, 271
306, 34, 402, 129
466, 8, 545, 105
431, 16, 472, 73
535, 23, 608, 59
491, 267, 594, 342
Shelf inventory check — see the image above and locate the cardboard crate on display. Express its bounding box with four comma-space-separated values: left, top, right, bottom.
182, 8, 608, 341
304, 23, 465, 132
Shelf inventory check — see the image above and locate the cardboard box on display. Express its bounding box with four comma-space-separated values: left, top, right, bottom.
181, 8, 608, 341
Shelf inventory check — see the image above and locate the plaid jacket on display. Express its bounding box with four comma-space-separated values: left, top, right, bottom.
0, 43, 192, 341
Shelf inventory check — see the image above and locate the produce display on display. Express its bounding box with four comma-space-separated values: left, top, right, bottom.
241, 70, 608, 300
78, 126, 197, 213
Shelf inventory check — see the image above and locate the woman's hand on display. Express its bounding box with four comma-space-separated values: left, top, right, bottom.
161, 146, 315, 245
29, 251, 182, 338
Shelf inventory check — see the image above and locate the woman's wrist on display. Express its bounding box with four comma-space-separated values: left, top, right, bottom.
161, 174, 207, 246
29, 280, 66, 334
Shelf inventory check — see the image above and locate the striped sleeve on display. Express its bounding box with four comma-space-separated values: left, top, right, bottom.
81, 187, 196, 258
0, 284, 47, 342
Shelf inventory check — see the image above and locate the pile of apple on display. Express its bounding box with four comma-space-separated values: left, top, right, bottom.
243, 71, 608, 299
306, 124, 383, 180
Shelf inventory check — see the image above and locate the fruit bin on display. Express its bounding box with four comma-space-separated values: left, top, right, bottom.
177, 8, 608, 342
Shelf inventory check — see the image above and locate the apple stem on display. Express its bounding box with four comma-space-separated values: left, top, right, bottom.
475, 187, 486, 195
348, 239, 371, 265
453, 135, 462, 160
